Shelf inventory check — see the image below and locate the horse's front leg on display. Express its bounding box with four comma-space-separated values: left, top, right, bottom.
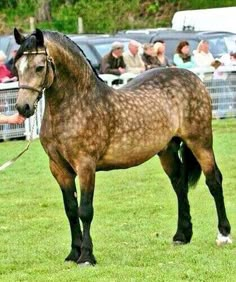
49, 160, 82, 262
76, 157, 97, 266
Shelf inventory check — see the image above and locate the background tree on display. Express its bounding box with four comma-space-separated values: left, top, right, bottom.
36, 0, 52, 22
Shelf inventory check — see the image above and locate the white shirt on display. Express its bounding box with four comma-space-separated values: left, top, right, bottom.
193, 50, 215, 67
123, 50, 145, 74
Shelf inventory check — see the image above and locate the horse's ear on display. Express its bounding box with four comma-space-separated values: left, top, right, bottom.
35, 28, 44, 46
14, 28, 25, 45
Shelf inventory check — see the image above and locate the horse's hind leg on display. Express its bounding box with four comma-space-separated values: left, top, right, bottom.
186, 141, 231, 245
158, 139, 192, 244
49, 160, 83, 262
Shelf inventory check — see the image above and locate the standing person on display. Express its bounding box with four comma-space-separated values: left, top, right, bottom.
152, 41, 171, 67
193, 40, 215, 67
173, 41, 196, 69
123, 40, 145, 74
141, 43, 157, 70
100, 41, 126, 75
0, 113, 25, 124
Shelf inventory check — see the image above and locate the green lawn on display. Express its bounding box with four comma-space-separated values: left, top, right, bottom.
0, 119, 235, 282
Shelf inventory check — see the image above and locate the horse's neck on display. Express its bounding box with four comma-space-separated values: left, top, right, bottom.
46, 40, 97, 95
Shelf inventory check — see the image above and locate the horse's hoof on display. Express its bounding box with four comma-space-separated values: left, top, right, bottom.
78, 261, 94, 267
173, 232, 190, 245
216, 233, 232, 246
65, 248, 81, 262
173, 240, 186, 245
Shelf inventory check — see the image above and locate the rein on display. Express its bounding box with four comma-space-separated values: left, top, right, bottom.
0, 101, 38, 171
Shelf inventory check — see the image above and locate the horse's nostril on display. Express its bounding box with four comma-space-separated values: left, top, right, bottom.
23, 104, 30, 112
15, 103, 31, 117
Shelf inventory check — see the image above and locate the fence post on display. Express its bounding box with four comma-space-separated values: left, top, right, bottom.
77, 17, 84, 34
29, 17, 35, 32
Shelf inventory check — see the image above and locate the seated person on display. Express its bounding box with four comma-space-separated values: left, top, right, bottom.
141, 43, 157, 70
152, 41, 171, 67
173, 41, 195, 69
100, 42, 126, 75
123, 40, 145, 74
218, 50, 236, 66
193, 40, 215, 67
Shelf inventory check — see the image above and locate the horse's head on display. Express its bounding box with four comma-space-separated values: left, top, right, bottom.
14, 28, 55, 117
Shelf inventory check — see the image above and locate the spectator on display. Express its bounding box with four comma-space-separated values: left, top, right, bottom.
218, 49, 236, 66
211, 50, 236, 118
0, 50, 16, 83
123, 40, 145, 74
153, 41, 171, 67
173, 41, 196, 69
141, 43, 157, 70
100, 41, 126, 75
193, 40, 215, 67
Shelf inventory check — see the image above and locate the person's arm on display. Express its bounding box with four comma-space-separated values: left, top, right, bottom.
0, 113, 25, 124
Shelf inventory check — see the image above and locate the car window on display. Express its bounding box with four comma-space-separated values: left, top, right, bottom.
207, 38, 228, 57
76, 43, 99, 67
0, 36, 11, 57
224, 35, 236, 52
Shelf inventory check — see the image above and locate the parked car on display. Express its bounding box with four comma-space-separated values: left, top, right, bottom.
114, 28, 173, 43
150, 30, 236, 64
70, 35, 131, 72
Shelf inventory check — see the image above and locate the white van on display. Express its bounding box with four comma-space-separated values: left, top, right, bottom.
172, 7, 236, 33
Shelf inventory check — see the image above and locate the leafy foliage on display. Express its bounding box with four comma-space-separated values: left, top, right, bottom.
0, 0, 236, 34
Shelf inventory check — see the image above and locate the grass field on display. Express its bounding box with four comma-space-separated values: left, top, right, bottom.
0, 119, 235, 282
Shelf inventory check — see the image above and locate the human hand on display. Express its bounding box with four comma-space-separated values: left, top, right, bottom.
7, 113, 26, 124
118, 67, 126, 74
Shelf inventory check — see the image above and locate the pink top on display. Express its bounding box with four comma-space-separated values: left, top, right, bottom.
0, 65, 12, 83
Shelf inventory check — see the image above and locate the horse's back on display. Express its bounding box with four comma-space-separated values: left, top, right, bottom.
121, 67, 212, 139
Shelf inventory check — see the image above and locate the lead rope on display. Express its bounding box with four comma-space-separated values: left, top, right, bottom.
0, 101, 38, 171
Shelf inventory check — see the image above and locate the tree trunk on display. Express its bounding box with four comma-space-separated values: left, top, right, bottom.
36, 0, 52, 22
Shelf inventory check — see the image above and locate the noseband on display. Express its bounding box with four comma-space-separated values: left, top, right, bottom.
19, 49, 54, 101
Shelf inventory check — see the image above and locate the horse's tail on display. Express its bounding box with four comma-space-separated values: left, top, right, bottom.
180, 143, 202, 188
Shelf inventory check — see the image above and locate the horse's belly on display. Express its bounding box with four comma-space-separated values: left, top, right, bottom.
97, 138, 168, 170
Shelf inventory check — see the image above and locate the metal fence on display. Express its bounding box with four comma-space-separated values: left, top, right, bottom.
0, 66, 235, 140
0, 82, 25, 140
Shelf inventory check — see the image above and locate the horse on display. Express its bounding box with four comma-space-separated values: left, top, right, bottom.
13, 28, 231, 266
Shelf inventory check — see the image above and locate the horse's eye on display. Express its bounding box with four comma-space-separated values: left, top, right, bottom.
36, 66, 45, 72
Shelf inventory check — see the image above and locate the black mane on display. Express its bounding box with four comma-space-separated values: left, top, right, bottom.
15, 30, 101, 80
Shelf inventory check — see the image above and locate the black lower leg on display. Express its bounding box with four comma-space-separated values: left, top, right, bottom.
172, 175, 192, 243
78, 190, 96, 265
206, 166, 231, 236
159, 144, 192, 244
61, 186, 82, 262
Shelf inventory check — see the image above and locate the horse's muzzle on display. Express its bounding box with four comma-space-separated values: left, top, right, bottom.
15, 103, 35, 118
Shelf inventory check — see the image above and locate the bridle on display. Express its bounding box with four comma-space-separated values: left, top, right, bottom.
18, 49, 54, 101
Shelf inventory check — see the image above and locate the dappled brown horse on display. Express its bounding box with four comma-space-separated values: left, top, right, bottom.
14, 28, 231, 266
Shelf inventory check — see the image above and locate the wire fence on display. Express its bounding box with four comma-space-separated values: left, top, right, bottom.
0, 67, 236, 140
